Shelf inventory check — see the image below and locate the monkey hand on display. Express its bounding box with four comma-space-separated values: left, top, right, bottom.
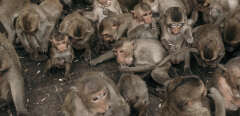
90, 59, 99, 66
208, 87, 224, 102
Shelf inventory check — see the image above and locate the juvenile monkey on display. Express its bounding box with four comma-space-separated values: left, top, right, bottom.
59, 11, 94, 61
62, 72, 130, 116
142, 0, 160, 19
15, 0, 63, 61
0, 34, 28, 116
118, 73, 149, 116
160, 75, 225, 116
192, 24, 225, 68
213, 57, 240, 111
82, 0, 123, 26
44, 32, 74, 77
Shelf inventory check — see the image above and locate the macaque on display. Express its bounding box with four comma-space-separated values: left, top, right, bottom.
160, 75, 225, 116
59, 11, 94, 61
0, 0, 29, 43
0, 34, 28, 116
142, 0, 160, 19
202, 0, 239, 24
160, 6, 197, 73
90, 3, 159, 66
82, 0, 123, 26
44, 32, 74, 77
114, 39, 171, 86
192, 24, 225, 68
213, 57, 240, 111
117, 0, 139, 12
118, 73, 149, 116
15, 0, 63, 61
223, 8, 240, 52
62, 71, 130, 116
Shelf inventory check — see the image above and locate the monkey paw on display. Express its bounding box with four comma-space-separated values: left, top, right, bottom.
208, 87, 224, 101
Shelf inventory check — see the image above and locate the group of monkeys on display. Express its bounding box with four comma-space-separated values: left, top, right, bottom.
0, 0, 240, 116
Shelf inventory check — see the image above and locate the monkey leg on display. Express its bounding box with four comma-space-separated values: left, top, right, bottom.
43, 60, 52, 75
151, 62, 171, 86
90, 50, 115, 66
208, 88, 226, 116
184, 51, 192, 74
19, 34, 33, 54
64, 63, 71, 78
30, 51, 48, 62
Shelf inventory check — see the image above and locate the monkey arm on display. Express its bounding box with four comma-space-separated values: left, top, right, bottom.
116, 15, 131, 40
0, 56, 11, 72
79, 27, 94, 45
119, 64, 155, 72
90, 50, 115, 66
208, 88, 226, 116
82, 10, 98, 22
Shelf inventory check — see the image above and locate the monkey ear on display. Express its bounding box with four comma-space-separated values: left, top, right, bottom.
112, 48, 118, 55
131, 10, 136, 17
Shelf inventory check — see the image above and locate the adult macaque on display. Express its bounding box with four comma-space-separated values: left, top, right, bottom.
0, 0, 29, 43
202, 0, 239, 24
160, 75, 225, 116
44, 32, 74, 77
82, 0, 123, 26
159, 6, 196, 73
114, 39, 171, 86
15, 0, 63, 61
213, 57, 240, 111
59, 11, 94, 61
223, 8, 240, 52
118, 73, 149, 116
0, 34, 28, 116
192, 24, 225, 68
62, 72, 130, 116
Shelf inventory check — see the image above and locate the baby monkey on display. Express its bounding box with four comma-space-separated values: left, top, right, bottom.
44, 32, 74, 77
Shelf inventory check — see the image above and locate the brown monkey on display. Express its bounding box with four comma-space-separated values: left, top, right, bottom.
160, 75, 225, 116
212, 57, 240, 111
118, 73, 149, 116
114, 39, 171, 86
62, 71, 130, 116
15, 0, 63, 61
159, 6, 197, 73
192, 24, 225, 68
59, 10, 94, 61
90, 3, 159, 66
82, 0, 123, 26
44, 32, 74, 77
0, 0, 29, 43
223, 8, 240, 52
142, 0, 160, 19
0, 34, 28, 116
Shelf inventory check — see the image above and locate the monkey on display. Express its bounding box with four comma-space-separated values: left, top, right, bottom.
14, 0, 63, 61
44, 32, 74, 78
62, 71, 130, 116
117, 73, 149, 116
192, 24, 225, 68
159, 5, 197, 74
0, 34, 28, 116
114, 39, 171, 86
223, 7, 240, 52
0, 0, 29, 43
141, 0, 160, 19
82, 0, 123, 26
59, 10, 95, 61
90, 3, 159, 66
201, 0, 239, 25
117, 0, 139, 13
159, 75, 225, 116
212, 56, 240, 111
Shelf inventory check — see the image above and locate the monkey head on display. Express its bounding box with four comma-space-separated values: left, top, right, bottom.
132, 3, 153, 24
100, 16, 120, 42
51, 32, 70, 52
74, 74, 111, 114
113, 40, 134, 66
209, 3, 224, 22
97, 0, 112, 7
167, 76, 207, 112
165, 7, 186, 35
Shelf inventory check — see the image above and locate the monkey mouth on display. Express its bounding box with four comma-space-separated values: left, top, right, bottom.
103, 34, 114, 42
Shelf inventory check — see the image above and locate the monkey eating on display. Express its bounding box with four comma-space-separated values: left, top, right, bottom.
44, 32, 74, 78
160, 75, 226, 116
59, 10, 95, 61
62, 71, 130, 116
192, 24, 225, 68
0, 34, 28, 116
15, 0, 63, 61
118, 73, 149, 116
212, 56, 240, 111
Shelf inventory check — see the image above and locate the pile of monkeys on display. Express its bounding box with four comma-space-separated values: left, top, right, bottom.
1, 0, 240, 115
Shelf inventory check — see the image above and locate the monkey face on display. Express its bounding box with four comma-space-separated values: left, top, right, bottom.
98, 0, 112, 7
209, 4, 223, 20
52, 36, 69, 52
141, 11, 153, 24
88, 88, 111, 114
113, 41, 134, 66
167, 23, 184, 35
100, 17, 119, 41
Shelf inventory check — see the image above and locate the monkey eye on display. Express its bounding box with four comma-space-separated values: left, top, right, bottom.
92, 97, 99, 102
